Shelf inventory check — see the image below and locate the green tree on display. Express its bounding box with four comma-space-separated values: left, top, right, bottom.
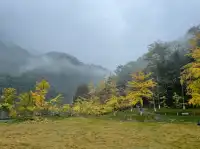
73, 84, 89, 103
115, 58, 147, 87
17, 92, 35, 118
172, 92, 182, 108
145, 41, 171, 109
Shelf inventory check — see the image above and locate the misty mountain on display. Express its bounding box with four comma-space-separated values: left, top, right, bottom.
0, 41, 110, 103
0, 41, 31, 74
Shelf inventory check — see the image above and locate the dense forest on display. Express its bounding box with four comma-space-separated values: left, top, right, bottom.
113, 25, 200, 109
0, 25, 200, 119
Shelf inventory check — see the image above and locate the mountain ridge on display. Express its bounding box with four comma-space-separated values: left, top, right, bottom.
0, 41, 111, 103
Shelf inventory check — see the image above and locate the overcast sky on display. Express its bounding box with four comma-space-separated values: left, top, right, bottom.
0, 0, 200, 70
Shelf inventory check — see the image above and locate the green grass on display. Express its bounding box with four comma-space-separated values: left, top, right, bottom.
146, 108, 200, 123
160, 115, 200, 123
149, 108, 200, 116
100, 110, 156, 122
99, 109, 200, 123
0, 117, 200, 149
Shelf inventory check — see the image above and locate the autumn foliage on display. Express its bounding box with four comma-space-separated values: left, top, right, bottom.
126, 72, 156, 106
0, 79, 70, 119
181, 33, 200, 106
1, 42, 200, 120
72, 71, 156, 116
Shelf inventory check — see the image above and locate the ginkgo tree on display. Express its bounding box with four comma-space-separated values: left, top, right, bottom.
181, 33, 200, 106
0, 88, 17, 118
72, 79, 118, 116
17, 91, 35, 118
48, 94, 64, 116
126, 71, 156, 114
31, 79, 50, 116
105, 95, 126, 116
0, 79, 71, 119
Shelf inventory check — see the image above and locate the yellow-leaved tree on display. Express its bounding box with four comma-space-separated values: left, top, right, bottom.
0, 88, 17, 118
16, 80, 65, 118
17, 91, 35, 118
31, 79, 50, 115
61, 104, 72, 116
48, 94, 63, 116
126, 71, 156, 114
105, 95, 126, 116
181, 33, 200, 106
72, 95, 103, 116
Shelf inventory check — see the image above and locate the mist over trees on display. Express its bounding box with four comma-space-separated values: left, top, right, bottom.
1, 23, 200, 114
1, 2, 200, 149
0, 42, 110, 103
113, 25, 200, 108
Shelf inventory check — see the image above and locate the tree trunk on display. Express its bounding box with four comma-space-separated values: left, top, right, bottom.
140, 109, 143, 116
156, 75, 160, 109
154, 107, 157, 112
153, 97, 157, 112
181, 84, 186, 110
113, 111, 117, 116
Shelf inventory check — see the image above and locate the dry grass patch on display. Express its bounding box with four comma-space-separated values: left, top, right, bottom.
0, 118, 199, 149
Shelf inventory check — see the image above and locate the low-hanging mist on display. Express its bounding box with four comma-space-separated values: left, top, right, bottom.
19, 52, 110, 77
0, 41, 111, 103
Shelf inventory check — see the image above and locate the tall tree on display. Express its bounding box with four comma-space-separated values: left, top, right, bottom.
115, 58, 147, 87
0, 88, 17, 118
17, 92, 35, 118
73, 84, 89, 103
145, 41, 171, 109
145, 40, 191, 108
181, 33, 200, 106
126, 71, 156, 114
31, 79, 50, 115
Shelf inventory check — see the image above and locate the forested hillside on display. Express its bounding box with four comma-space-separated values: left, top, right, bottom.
0, 42, 110, 103
1, 25, 200, 115
113, 25, 199, 108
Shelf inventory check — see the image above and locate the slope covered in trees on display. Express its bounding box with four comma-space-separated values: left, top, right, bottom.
0, 42, 110, 103
70, 25, 200, 117
1, 25, 200, 120
113, 25, 200, 109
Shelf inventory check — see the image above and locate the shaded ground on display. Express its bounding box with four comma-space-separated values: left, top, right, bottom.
0, 117, 199, 149
101, 108, 200, 123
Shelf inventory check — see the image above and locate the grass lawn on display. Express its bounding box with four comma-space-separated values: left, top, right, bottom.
0, 118, 199, 149
150, 108, 200, 116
